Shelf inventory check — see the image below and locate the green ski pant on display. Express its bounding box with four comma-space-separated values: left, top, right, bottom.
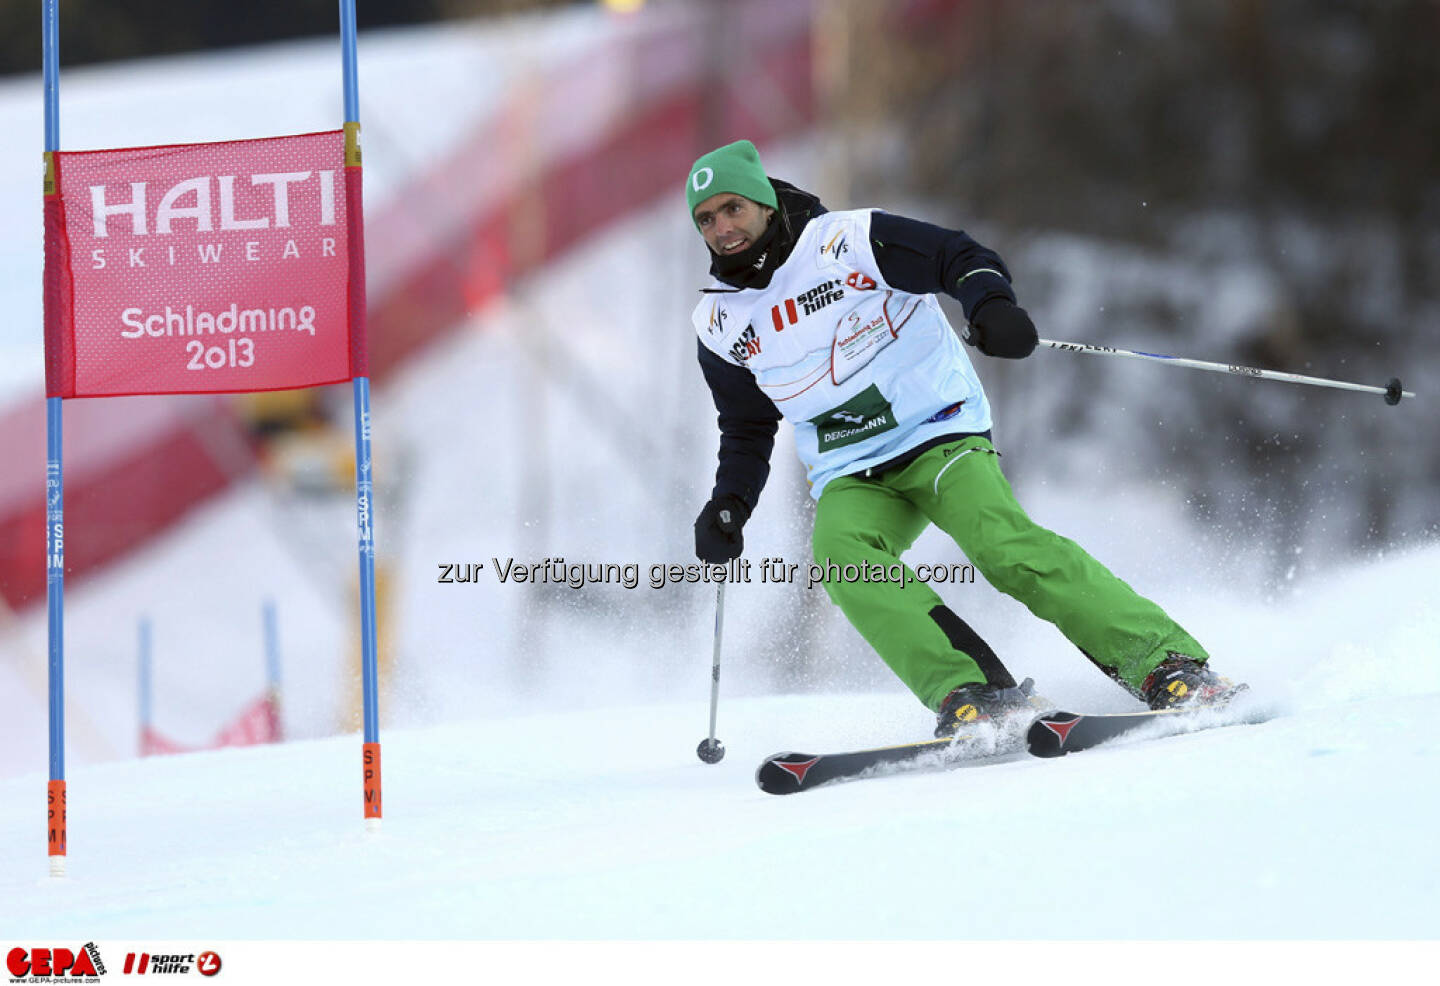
811, 436, 1208, 711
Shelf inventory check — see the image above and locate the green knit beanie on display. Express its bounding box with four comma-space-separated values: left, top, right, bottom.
685, 139, 779, 226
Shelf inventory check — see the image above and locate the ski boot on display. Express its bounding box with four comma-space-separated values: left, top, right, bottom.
1141, 654, 1245, 711
934, 677, 1044, 740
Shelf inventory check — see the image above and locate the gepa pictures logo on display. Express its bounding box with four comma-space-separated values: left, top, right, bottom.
6, 944, 105, 981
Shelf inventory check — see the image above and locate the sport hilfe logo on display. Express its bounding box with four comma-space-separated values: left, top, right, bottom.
769, 279, 845, 332
121, 951, 222, 976
6, 945, 105, 980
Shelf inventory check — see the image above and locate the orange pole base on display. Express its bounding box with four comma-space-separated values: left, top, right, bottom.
48, 779, 66, 870
363, 742, 382, 821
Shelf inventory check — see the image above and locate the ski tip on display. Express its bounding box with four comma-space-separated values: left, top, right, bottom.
1026, 711, 1082, 758
755, 752, 821, 795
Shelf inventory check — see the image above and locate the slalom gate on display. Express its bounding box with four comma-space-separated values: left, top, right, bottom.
137, 602, 284, 757
40, 0, 383, 875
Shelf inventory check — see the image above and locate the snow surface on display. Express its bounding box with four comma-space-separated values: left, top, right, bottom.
3, 541, 1438, 944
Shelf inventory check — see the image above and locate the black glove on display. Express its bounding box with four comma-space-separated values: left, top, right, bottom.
694, 494, 751, 564
966, 299, 1038, 359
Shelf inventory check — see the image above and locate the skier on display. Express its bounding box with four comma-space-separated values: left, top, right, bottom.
686, 139, 1240, 738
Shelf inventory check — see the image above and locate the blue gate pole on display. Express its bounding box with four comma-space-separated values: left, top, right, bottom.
262, 598, 283, 742
340, 0, 382, 830
138, 617, 153, 756
42, 0, 67, 878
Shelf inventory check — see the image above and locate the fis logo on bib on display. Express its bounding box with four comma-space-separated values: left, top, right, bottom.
810, 384, 897, 451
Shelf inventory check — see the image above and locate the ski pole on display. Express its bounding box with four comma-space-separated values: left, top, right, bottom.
1038, 338, 1414, 405
696, 580, 727, 764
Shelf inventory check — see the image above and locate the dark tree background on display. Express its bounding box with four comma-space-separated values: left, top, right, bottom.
827, 0, 1439, 579
0, 0, 575, 76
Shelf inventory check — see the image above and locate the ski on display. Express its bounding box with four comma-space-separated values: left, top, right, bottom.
757, 690, 1272, 792
1027, 688, 1263, 758
755, 734, 1023, 795
756, 684, 1272, 792
1026, 708, 1186, 757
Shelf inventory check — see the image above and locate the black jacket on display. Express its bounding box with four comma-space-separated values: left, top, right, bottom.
697, 179, 1016, 509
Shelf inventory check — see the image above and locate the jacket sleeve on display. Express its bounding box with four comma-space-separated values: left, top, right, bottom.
868, 211, 1017, 321
696, 339, 782, 510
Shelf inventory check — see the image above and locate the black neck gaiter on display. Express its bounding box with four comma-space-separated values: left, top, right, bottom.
709, 216, 784, 289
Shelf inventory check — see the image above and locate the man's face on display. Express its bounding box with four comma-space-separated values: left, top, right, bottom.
693, 193, 774, 257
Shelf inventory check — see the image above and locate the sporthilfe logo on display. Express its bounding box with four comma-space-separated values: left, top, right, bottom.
770, 279, 845, 332
121, 951, 221, 976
